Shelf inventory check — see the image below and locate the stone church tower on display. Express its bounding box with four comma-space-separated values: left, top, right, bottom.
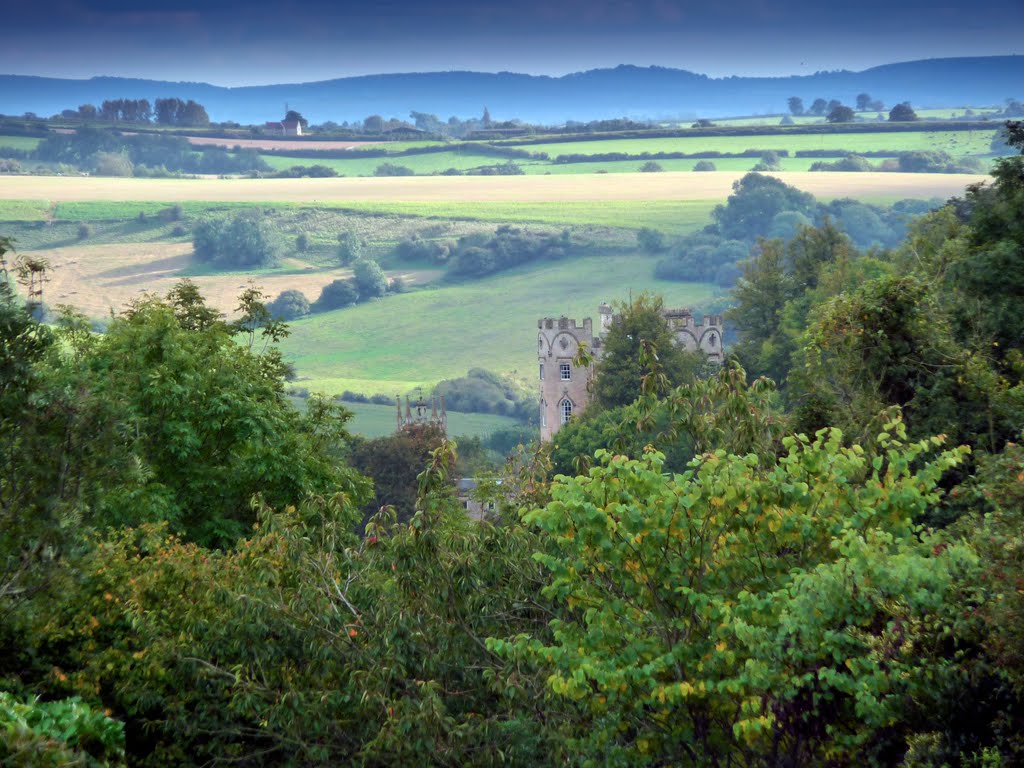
538, 304, 725, 441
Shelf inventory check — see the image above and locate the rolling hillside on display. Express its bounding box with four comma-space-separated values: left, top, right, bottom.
1, 56, 1022, 124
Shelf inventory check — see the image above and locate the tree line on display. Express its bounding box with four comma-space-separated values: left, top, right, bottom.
67, 97, 211, 126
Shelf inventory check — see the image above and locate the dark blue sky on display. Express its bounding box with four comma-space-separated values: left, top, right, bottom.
3, 0, 1022, 84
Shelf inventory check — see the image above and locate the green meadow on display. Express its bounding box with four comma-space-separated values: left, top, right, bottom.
305, 200, 719, 234
0, 198, 718, 236
513, 129, 997, 158
340, 401, 519, 438
0, 135, 41, 150
281, 252, 718, 396
253, 128, 998, 178
261, 150, 509, 176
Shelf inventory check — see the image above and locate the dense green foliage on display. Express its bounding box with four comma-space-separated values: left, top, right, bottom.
592, 293, 705, 409
34, 125, 267, 175
351, 258, 388, 298
433, 367, 538, 421
267, 288, 311, 320
445, 225, 572, 280
193, 210, 282, 268
656, 173, 938, 286
1, 122, 1024, 767
0, 693, 125, 766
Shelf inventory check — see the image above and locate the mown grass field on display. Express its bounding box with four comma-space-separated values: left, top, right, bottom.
339, 401, 519, 438
282, 253, 718, 396
0, 135, 41, 150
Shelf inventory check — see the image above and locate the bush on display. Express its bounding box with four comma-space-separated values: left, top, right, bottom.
352, 258, 388, 298
336, 230, 362, 265
77, 222, 92, 240
0, 692, 126, 767
897, 151, 958, 173
693, 160, 716, 171
373, 163, 414, 177
470, 161, 524, 175
809, 155, 874, 172
93, 151, 134, 177
889, 102, 918, 122
314, 278, 359, 311
447, 225, 572, 280
267, 289, 311, 320
192, 211, 281, 269
639, 161, 664, 172
296, 233, 310, 252
273, 164, 338, 178
637, 227, 666, 253
434, 368, 537, 421
395, 234, 453, 264
170, 223, 188, 237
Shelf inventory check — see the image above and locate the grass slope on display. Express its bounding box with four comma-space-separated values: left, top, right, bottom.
282, 253, 717, 395
340, 401, 519, 438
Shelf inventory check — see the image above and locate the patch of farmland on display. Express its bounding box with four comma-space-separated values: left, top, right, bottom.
179, 136, 444, 152
260, 150, 519, 176
519, 130, 997, 159
179, 136, 384, 151
281, 252, 719, 396
34, 241, 440, 318
338, 401, 520, 439
0, 135, 41, 150
523, 157, 839, 174
0, 172, 989, 205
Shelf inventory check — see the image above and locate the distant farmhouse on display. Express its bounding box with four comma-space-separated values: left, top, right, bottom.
537, 303, 725, 441
264, 117, 303, 136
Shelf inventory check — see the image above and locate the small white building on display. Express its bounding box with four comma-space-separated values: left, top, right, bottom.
264, 118, 303, 137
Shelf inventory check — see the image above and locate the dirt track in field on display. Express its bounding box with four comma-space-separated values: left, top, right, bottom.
39, 242, 440, 318
0, 172, 988, 205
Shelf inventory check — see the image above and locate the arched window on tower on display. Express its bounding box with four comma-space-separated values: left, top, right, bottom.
560, 398, 573, 424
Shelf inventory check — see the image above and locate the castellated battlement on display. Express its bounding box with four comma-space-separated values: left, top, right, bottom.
538, 317, 593, 332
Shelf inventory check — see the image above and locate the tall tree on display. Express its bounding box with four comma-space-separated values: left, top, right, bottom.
787, 96, 804, 116
889, 102, 918, 122
592, 293, 702, 409
827, 104, 855, 123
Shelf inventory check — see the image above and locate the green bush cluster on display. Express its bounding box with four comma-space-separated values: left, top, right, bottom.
192, 211, 281, 268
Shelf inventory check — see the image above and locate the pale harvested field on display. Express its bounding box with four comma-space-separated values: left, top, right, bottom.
39, 242, 439, 318
0, 172, 989, 204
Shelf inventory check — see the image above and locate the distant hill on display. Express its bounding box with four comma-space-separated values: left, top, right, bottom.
1, 57, 1022, 125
